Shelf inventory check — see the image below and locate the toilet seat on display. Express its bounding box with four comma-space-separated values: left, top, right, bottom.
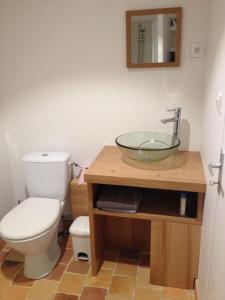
0, 197, 61, 241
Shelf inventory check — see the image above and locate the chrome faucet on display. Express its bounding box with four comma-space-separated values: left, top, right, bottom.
161, 107, 182, 137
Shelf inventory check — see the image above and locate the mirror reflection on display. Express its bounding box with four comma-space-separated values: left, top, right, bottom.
126, 8, 182, 68
131, 14, 177, 64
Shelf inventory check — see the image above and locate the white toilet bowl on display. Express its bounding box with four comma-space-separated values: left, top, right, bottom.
0, 197, 63, 279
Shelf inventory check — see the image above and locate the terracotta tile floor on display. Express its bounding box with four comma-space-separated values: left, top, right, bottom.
0, 234, 195, 300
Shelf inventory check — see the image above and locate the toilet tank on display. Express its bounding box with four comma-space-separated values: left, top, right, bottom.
22, 152, 71, 202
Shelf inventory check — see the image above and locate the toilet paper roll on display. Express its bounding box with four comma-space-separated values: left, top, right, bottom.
180, 192, 187, 216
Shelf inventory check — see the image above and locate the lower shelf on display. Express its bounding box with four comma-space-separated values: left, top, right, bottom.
93, 208, 200, 224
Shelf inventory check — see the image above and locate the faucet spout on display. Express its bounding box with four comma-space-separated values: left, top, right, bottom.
161, 117, 179, 124
161, 107, 182, 137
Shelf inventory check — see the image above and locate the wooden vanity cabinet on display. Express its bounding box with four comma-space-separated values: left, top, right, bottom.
84, 146, 206, 289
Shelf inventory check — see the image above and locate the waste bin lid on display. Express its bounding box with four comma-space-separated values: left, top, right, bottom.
69, 216, 90, 236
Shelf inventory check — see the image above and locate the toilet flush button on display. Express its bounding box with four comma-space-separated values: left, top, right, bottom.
42, 153, 49, 157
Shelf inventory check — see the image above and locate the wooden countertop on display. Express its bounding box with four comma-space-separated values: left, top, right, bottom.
85, 146, 206, 193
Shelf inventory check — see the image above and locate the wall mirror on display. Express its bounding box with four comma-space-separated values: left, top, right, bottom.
126, 7, 182, 68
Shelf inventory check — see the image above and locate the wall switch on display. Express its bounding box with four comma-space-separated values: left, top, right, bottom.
191, 44, 205, 58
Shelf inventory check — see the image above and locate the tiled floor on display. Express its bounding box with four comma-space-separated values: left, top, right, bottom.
0, 231, 195, 300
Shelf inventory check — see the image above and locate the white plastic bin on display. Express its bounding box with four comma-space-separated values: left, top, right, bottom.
69, 216, 91, 261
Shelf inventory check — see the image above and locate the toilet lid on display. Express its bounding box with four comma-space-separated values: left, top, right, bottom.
0, 197, 61, 240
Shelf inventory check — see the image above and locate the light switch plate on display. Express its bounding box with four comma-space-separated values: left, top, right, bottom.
191, 44, 205, 58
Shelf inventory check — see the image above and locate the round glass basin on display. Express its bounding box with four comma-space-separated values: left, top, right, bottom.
115, 132, 180, 162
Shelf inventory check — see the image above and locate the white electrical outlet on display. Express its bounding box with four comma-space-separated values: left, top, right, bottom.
191, 44, 205, 58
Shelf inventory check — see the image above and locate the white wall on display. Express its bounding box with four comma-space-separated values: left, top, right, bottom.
199, 0, 225, 299
0, 0, 209, 203
0, 108, 15, 220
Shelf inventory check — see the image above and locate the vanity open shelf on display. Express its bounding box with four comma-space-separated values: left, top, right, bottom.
85, 146, 206, 289
93, 185, 201, 224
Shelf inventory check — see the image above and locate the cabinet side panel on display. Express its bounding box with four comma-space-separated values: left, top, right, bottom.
197, 193, 205, 221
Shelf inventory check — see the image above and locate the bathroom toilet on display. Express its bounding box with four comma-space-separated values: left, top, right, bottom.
0, 152, 71, 279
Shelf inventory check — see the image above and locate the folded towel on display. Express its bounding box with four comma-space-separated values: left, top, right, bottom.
96, 186, 142, 213
100, 207, 139, 214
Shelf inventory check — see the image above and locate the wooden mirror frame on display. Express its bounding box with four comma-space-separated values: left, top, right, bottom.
126, 7, 182, 68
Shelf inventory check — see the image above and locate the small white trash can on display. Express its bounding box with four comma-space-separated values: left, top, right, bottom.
69, 216, 91, 261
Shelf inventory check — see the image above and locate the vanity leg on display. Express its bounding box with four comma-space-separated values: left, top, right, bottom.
91, 215, 106, 275
197, 193, 205, 221
150, 221, 166, 286
87, 183, 106, 275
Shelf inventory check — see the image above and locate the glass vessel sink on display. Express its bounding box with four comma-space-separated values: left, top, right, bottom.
115, 132, 180, 162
